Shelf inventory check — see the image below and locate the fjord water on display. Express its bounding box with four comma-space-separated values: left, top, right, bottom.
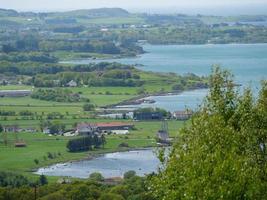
69, 44, 267, 88
68, 44, 267, 111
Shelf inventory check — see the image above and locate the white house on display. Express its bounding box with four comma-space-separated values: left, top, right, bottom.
66, 80, 77, 87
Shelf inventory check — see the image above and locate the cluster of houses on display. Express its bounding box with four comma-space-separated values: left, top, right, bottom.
2, 125, 36, 133
3, 122, 134, 136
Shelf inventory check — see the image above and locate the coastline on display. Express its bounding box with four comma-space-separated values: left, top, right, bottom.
104, 87, 209, 109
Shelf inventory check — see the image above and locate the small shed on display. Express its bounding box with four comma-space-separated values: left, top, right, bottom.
14, 142, 27, 148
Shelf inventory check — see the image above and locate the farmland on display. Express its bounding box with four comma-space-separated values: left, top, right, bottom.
0, 120, 185, 180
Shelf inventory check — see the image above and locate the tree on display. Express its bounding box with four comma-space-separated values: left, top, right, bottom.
83, 103, 95, 111
149, 67, 267, 199
34, 159, 39, 165
39, 175, 48, 186
2, 44, 14, 53
0, 124, 3, 133
123, 170, 136, 180
89, 172, 104, 182
100, 134, 106, 148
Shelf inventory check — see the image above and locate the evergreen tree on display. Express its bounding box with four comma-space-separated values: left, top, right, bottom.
39, 175, 48, 186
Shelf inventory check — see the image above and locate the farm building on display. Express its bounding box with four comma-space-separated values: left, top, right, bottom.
96, 122, 134, 131
134, 112, 163, 120
173, 110, 193, 120
76, 122, 134, 135
0, 90, 32, 97
76, 123, 97, 135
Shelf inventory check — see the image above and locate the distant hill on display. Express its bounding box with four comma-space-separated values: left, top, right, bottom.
0, 8, 18, 17
0, 7, 129, 18
54, 8, 130, 18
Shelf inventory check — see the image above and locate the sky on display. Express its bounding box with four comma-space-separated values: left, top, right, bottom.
1, 0, 267, 15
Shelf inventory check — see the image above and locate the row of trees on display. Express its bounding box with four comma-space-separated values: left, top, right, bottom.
0, 52, 58, 63
67, 135, 106, 152
0, 171, 47, 188
0, 61, 132, 76
114, 25, 267, 44
1, 35, 144, 56
31, 89, 89, 102
40, 120, 66, 134
30, 68, 144, 87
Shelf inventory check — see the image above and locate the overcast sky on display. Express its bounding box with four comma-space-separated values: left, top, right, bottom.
1, 0, 267, 15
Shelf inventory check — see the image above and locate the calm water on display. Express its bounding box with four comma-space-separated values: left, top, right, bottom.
36, 149, 160, 178
117, 89, 208, 111
66, 44, 267, 111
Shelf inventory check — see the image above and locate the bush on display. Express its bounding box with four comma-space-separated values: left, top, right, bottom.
83, 103, 95, 111
99, 193, 125, 200
89, 172, 104, 182
123, 170, 136, 179
67, 135, 105, 152
34, 159, 39, 165
31, 89, 88, 102
118, 142, 129, 148
172, 84, 184, 91
47, 152, 54, 159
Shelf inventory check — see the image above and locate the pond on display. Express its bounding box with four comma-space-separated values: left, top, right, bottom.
35, 149, 161, 178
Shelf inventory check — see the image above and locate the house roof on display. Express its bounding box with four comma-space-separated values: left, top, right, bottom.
95, 122, 133, 128
77, 123, 96, 129
77, 122, 133, 129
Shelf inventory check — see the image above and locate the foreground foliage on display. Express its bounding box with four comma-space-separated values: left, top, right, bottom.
149, 67, 267, 199
0, 172, 153, 200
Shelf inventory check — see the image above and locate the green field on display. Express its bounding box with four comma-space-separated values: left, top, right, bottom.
0, 120, 184, 181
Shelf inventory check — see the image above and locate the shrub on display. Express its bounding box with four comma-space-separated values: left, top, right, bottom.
34, 159, 39, 165
83, 103, 95, 111
123, 170, 136, 179
89, 172, 104, 182
118, 142, 129, 148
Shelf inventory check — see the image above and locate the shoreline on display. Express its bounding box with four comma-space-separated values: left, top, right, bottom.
104, 87, 209, 109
